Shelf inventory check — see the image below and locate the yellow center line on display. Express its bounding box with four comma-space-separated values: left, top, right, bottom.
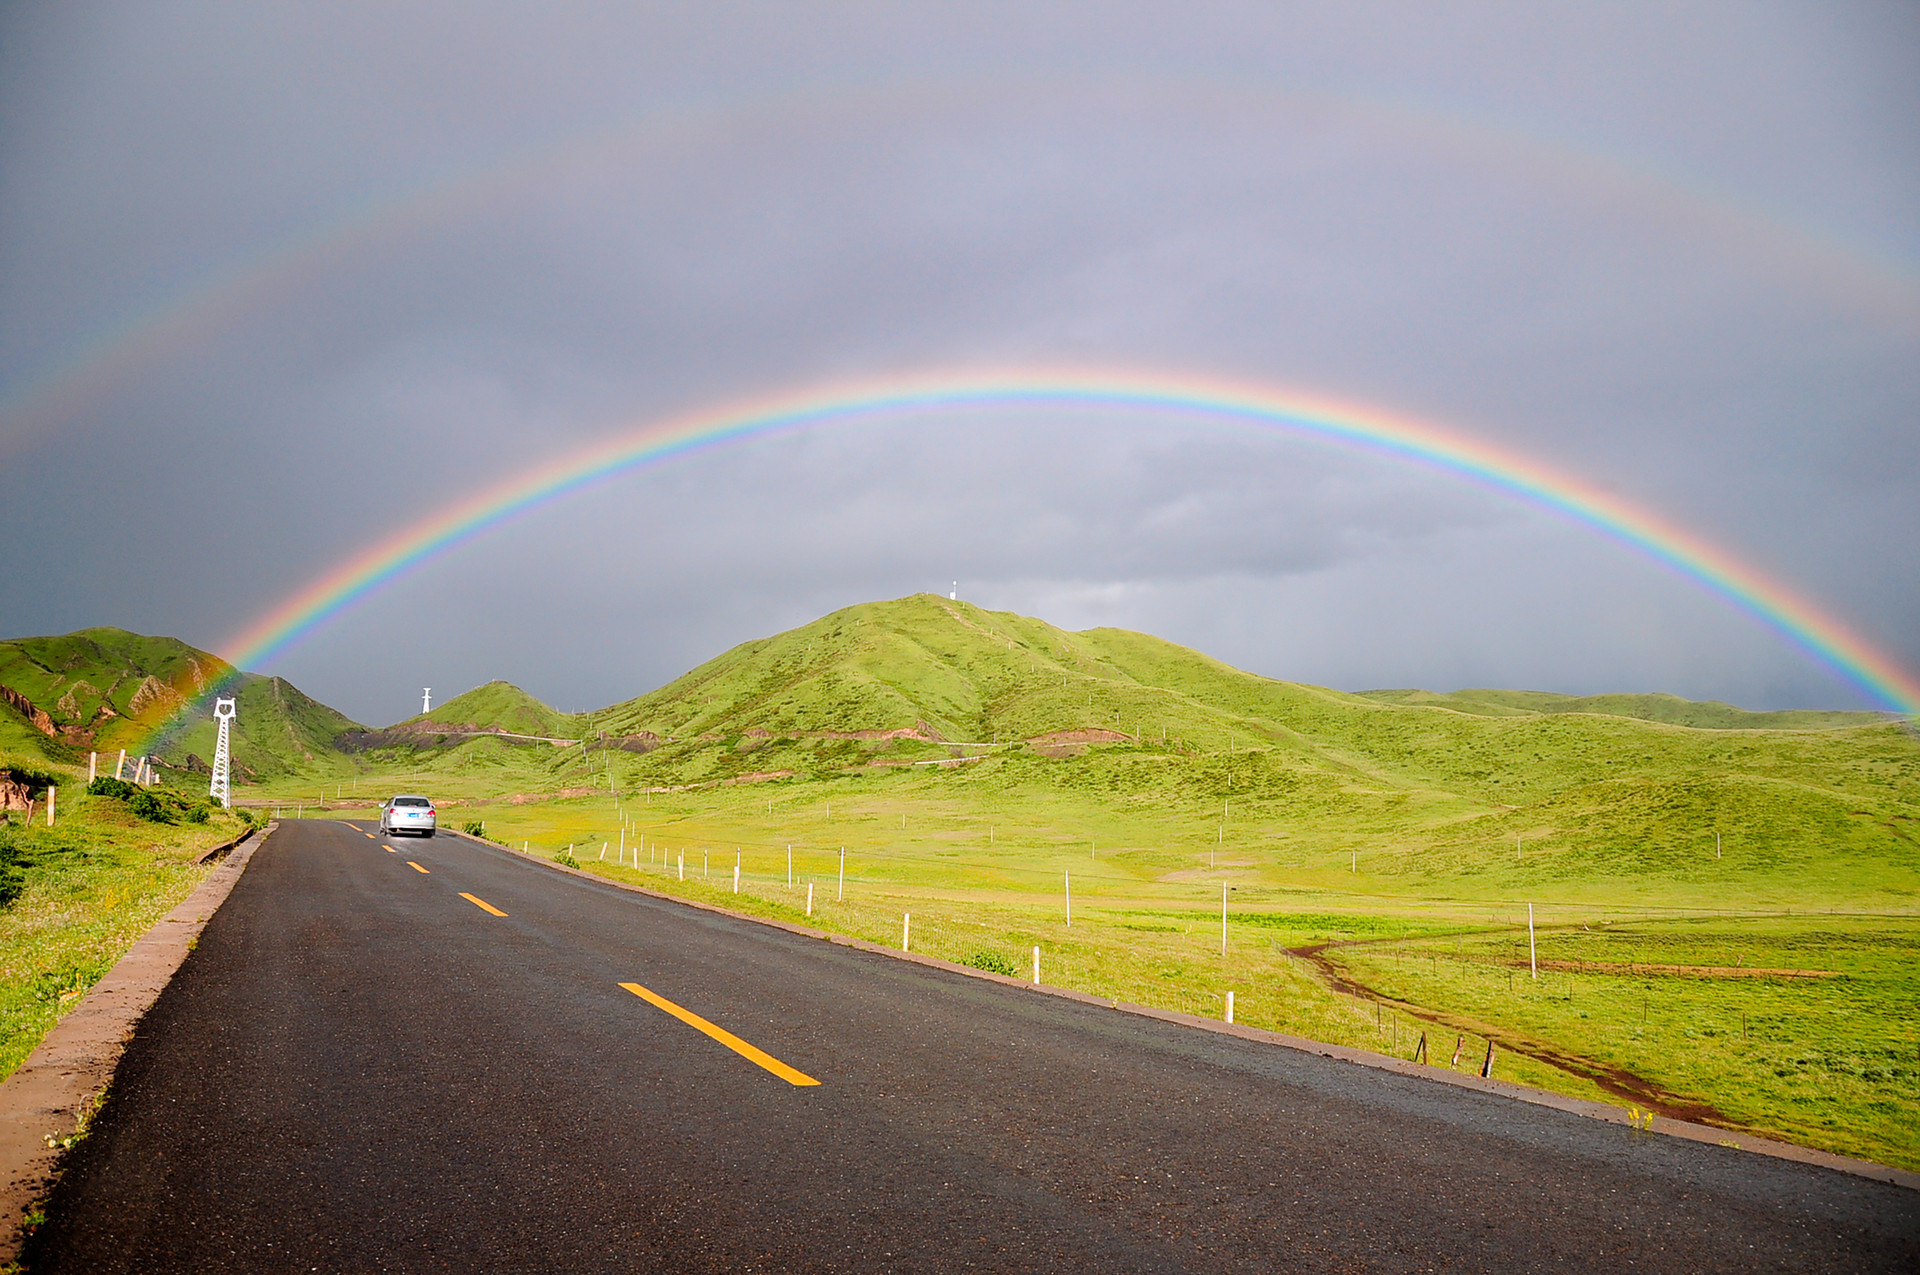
619, 982, 820, 1087
407, 861, 430, 874
385, 845, 397, 853
459, 892, 508, 917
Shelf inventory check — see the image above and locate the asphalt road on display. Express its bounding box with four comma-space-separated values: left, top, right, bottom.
26, 821, 1919, 1272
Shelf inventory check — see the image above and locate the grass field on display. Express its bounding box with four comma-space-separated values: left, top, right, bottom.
271, 734, 1918, 1171
0, 786, 253, 1081
14, 598, 1916, 1170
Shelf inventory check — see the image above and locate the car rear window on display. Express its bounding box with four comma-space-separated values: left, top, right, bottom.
393, 797, 431, 807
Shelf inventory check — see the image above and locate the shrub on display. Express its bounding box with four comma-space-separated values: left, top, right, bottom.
965, 949, 1019, 977
85, 777, 137, 800
553, 849, 580, 868
125, 788, 174, 824
462, 820, 485, 838
184, 805, 209, 824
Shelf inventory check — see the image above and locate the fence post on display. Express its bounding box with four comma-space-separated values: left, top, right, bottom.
46, 786, 55, 827
1032, 946, 1041, 984
902, 913, 911, 952
1480, 1040, 1496, 1079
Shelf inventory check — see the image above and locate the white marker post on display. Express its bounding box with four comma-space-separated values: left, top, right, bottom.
1528, 903, 1538, 979
838, 847, 845, 901
115, 749, 126, 781
678, 852, 684, 881
902, 913, 911, 952
733, 864, 740, 893
1032, 946, 1041, 984
1222, 881, 1229, 956
45, 787, 55, 827
600, 842, 606, 860
89, 753, 97, 783
1225, 991, 1234, 1024
806, 883, 814, 917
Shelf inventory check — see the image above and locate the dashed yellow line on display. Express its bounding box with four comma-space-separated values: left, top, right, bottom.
385, 845, 397, 853
460, 892, 507, 917
619, 982, 820, 1087
407, 861, 429, 874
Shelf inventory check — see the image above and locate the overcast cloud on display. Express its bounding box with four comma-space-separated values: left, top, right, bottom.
1, 2, 1915, 726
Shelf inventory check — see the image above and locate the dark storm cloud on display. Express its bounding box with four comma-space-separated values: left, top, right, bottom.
0, 1, 1915, 724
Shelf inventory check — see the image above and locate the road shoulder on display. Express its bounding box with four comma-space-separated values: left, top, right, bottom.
0, 822, 275, 1263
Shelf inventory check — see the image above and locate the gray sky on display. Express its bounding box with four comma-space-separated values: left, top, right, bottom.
2, 1, 1915, 727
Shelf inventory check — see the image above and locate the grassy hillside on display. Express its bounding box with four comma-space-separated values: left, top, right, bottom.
387, 681, 581, 738
1357, 687, 1889, 730
273, 594, 1920, 910
236, 595, 1917, 1166
592, 593, 1342, 748
0, 628, 362, 782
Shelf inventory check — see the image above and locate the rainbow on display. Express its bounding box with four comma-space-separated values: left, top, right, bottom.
127, 368, 1916, 752
8, 73, 1917, 464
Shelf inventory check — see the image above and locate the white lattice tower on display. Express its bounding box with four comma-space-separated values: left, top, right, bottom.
209, 696, 236, 808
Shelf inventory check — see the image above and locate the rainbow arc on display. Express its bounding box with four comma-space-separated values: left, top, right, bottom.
140, 368, 1918, 753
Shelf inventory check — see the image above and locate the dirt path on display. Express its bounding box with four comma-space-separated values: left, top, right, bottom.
1287, 938, 1740, 1128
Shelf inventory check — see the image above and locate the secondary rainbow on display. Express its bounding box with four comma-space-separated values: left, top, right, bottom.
148, 368, 1920, 750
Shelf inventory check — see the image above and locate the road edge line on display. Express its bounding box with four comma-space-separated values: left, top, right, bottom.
0, 821, 278, 1261
461, 833, 1920, 1194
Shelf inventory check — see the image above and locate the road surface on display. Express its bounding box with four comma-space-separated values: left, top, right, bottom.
26, 820, 1918, 1271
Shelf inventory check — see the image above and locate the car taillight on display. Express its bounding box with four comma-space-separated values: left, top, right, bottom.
426, 808, 435, 816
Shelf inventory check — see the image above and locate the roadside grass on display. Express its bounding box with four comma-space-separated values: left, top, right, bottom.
242, 683, 1919, 1172
0, 790, 251, 1081
1338, 916, 1920, 1170
412, 755, 1920, 1171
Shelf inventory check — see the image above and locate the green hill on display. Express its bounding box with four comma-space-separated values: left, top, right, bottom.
337, 681, 584, 755
0, 628, 362, 782
391, 680, 580, 738
1356, 687, 1889, 730
557, 595, 1919, 903
591, 592, 1349, 747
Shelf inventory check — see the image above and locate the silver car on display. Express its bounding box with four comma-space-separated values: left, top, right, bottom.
379, 794, 437, 837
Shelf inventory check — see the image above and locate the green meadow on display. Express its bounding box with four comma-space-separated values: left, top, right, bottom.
9, 595, 1919, 1170
275, 716, 1919, 1170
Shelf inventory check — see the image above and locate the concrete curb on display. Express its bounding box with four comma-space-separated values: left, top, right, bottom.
466, 830, 1920, 1195
0, 823, 275, 1262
